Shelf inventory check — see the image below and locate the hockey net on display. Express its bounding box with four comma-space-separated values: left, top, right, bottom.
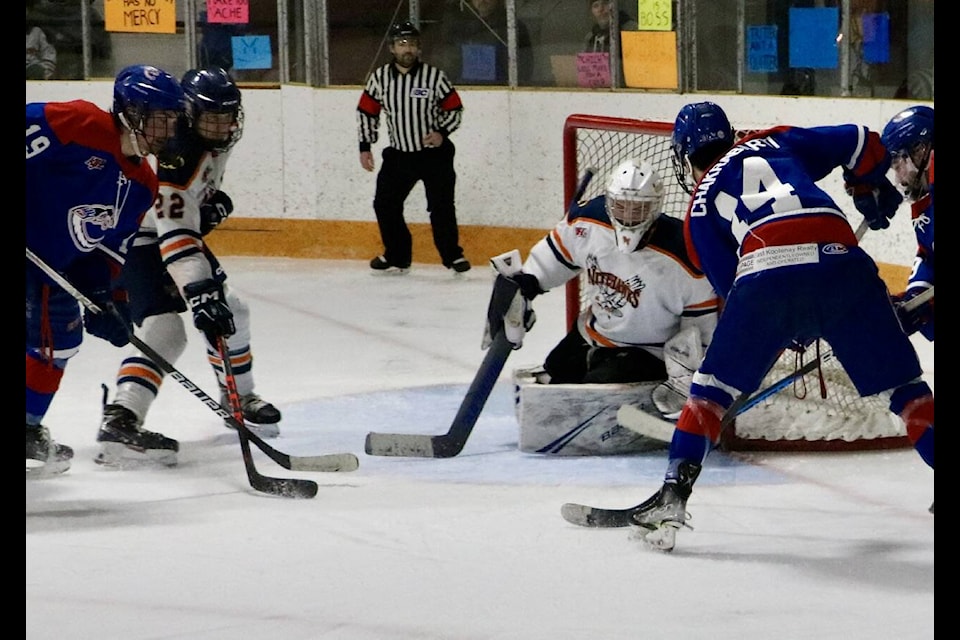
562, 113, 909, 452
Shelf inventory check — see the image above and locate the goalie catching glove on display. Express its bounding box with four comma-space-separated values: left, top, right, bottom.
183, 278, 235, 343
482, 249, 540, 350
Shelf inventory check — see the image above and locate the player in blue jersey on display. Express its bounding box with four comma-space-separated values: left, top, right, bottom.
881, 105, 934, 343
26, 64, 185, 477
95, 67, 282, 467
626, 102, 935, 551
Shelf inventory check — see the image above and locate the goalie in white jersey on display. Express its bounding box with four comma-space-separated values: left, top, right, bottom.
489, 159, 719, 450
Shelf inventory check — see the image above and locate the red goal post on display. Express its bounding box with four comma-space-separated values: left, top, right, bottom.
560, 113, 910, 452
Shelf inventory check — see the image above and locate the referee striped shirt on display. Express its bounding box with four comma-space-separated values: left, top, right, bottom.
357, 60, 464, 153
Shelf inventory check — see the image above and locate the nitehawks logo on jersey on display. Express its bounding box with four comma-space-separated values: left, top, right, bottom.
585, 256, 644, 318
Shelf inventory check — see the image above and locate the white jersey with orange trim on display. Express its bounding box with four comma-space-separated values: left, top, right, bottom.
139, 141, 232, 295
522, 195, 719, 361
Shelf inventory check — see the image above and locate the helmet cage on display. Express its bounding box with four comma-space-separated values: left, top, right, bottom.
112, 65, 185, 156
182, 68, 244, 152
882, 105, 933, 201
605, 159, 664, 253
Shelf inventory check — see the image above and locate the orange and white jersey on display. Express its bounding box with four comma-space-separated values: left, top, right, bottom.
523, 196, 719, 360
140, 144, 232, 294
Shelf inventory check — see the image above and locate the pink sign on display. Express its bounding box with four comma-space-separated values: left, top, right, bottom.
576, 52, 611, 88
206, 0, 249, 25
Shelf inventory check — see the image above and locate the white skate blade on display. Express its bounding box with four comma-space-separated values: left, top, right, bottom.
26, 456, 71, 478
629, 521, 681, 552
95, 442, 178, 469
225, 420, 280, 439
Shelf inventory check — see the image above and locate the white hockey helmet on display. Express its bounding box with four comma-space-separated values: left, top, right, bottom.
605, 158, 664, 253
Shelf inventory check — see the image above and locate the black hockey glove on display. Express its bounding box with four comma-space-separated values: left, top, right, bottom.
845, 176, 902, 231
183, 279, 235, 342
199, 190, 234, 236
83, 288, 133, 348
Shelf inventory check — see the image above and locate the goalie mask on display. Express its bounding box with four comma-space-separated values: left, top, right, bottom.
605, 159, 665, 253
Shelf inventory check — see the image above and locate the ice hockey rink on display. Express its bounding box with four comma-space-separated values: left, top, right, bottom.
26, 256, 934, 640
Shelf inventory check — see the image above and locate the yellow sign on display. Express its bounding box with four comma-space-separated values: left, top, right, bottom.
104, 0, 177, 35
621, 31, 678, 89
638, 0, 672, 31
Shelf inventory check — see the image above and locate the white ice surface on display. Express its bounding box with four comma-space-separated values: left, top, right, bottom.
26, 257, 935, 640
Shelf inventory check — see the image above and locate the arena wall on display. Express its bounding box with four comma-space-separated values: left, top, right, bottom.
27, 82, 925, 287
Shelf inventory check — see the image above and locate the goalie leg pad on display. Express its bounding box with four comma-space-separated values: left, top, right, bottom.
513, 368, 664, 455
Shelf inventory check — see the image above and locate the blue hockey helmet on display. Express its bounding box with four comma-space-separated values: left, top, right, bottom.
181, 67, 244, 152
112, 64, 185, 156
881, 105, 934, 157
671, 102, 734, 193
881, 105, 933, 200
113, 64, 185, 118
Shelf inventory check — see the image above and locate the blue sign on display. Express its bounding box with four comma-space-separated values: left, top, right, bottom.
789, 7, 838, 69
862, 12, 890, 64
232, 35, 272, 70
747, 25, 778, 73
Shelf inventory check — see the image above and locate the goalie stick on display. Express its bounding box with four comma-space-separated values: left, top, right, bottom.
26, 248, 358, 478
364, 168, 598, 458
564, 285, 935, 528
365, 329, 514, 457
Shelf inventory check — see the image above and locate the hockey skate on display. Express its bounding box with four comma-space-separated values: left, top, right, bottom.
95, 404, 179, 468
369, 255, 410, 275
220, 389, 281, 439
629, 461, 701, 551
26, 424, 73, 478
449, 257, 471, 275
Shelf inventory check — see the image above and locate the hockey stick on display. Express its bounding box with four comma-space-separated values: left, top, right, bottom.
364, 168, 598, 458
617, 284, 935, 442
216, 336, 318, 498
26, 247, 359, 476
365, 329, 514, 457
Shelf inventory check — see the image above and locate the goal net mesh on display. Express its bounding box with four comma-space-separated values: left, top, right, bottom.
562, 114, 909, 452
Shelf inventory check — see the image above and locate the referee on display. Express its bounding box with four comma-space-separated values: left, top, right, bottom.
357, 21, 470, 274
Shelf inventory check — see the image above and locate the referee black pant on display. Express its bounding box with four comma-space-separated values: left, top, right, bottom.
373, 140, 465, 268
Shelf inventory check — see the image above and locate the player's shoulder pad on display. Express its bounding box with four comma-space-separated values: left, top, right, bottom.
567, 195, 607, 225
646, 217, 699, 272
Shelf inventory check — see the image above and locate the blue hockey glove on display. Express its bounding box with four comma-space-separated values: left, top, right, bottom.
183, 279, 235, 342
892, 288, 934, 341
199, 190, 234, 236
83, 289, 132, 347
845, 177, 902, 231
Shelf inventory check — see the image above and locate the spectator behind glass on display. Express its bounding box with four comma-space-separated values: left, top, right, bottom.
583, 0, 638, 54
198, 9, 244, 72
441, 0, 533, 85
27, 0, 57, 80
30, 0, 112, 79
